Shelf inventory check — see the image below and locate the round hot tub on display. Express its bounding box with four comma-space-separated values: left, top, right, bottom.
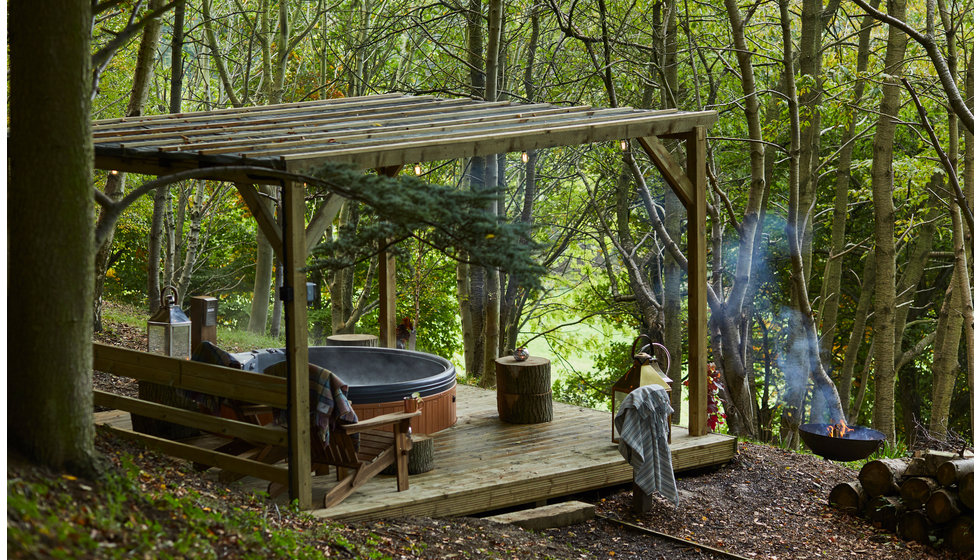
235, 346, 457, 434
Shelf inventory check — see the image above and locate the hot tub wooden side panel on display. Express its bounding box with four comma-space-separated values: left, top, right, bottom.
350, 384, 456, 435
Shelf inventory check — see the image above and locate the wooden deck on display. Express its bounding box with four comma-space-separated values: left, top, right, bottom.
95, 384, 736, 521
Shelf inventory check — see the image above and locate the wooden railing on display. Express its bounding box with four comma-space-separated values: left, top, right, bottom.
93, 343, 294, 486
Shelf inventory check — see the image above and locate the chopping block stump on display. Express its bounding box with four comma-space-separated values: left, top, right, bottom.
495, 356, 553, 424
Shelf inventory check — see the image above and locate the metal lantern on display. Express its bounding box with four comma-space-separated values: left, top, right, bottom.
147, 286, 192, 359
610, 362, 641, 443
610, 335, 673, 443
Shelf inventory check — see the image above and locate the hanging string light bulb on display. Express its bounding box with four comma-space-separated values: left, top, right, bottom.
521, 151, 529, 164
414, 163, 422, 176
619, 139, 629, 151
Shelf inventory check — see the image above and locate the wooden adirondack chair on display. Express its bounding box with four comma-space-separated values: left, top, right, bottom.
265, 408, 421, 508
316, 409, 420, 509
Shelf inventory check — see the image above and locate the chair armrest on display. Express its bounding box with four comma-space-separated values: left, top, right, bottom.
344, 410, 421, 434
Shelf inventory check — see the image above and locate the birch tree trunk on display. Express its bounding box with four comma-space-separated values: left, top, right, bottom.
148, 0, 184, 314
929, 204, 966, 436
93, 0, 165, 330
817, 2, 877, 377
248, 185, 277, 334
870, 0, 909, 443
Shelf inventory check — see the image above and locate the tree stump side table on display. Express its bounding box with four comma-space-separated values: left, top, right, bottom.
325, 334, 379, 347
494, 355, 553, 424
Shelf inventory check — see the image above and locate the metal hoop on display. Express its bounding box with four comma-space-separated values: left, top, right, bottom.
630, 334, 671, 374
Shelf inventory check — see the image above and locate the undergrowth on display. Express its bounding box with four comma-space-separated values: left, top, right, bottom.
7, 430, 374, 559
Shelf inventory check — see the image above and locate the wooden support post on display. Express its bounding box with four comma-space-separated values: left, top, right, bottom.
282, 180, 312, 509
379, 250, 397, 348
632, 480, 653, 514
376, 166, 402, 348
685, 127, 708, 437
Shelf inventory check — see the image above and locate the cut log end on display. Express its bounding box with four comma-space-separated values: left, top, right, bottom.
829, 481, 867, 514
858, 458, 908, 497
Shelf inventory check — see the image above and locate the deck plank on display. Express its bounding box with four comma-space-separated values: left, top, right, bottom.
310, 385, 735, 520
94, 384, 737, 521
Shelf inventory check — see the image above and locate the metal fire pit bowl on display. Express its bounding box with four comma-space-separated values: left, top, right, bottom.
799, 423, 886, 462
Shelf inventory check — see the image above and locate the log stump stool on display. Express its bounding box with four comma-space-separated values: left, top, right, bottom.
382, 434, 434, 475
326, 334, 379, 347
494, 356, 553, 424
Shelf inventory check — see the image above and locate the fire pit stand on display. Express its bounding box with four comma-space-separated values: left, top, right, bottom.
799, 423, 886, 462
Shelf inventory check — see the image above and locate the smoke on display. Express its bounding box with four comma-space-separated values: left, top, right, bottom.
777, 306, 842, 425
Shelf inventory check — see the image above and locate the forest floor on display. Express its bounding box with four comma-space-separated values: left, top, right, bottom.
11, 315, 960, 559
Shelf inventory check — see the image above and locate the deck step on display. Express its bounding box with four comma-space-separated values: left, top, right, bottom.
485, 501, 595, 530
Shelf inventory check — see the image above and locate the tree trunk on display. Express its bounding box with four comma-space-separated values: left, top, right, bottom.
958, 472, 973, 509
945, 516, 974, 555
457, 261, 477, 376
248, 185, 276, 334
495, 356, 553, 424
149, 1, 184, 314
817, 3, 877, 378
842, 251, 875, 421
93, 0, 166, 331
869, 0, 909, 443
899, 477, 939, 508
896, 510, 932, 544
778, 0, 845, 429
864, 495, 903, 532
929, 203, 966, 437
8, 0, 100, 476
936, 458, 973, 488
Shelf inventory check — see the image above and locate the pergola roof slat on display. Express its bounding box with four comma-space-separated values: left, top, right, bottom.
164, 103, 567, 154
92, 92, 412, 128
238, 106, 649, 159
92, 95, 716, 179
283, 110, 715, 171
103, 99, 542, 150
93, 97, 483, 144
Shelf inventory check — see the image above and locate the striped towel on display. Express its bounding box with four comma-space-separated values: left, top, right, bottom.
263, 361, 358, 450
614, 385, 678, 506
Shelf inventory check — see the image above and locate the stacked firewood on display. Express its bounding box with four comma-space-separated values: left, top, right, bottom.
828, 451, 973, 555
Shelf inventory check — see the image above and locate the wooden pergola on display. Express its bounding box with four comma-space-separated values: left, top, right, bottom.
92, 93, 717, 508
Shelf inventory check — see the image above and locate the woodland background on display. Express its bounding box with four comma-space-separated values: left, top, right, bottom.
11, 0, 972, 473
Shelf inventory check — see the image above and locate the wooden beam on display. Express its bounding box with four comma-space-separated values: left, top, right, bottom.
236, 183, 284, 263
281, 110, 718, 170
376, 166, 402, 348
685, 127, 708, 437
93, 343, 287, 408
93, 390, 287, 446
282, 179, 312, 508
101, 425, 289, 485
636, 136, 695, 207
378, 249, 397, 348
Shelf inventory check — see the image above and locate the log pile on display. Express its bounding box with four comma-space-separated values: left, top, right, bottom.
829, 451, 973, 555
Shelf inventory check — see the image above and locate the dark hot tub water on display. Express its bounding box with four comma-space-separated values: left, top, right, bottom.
234, 346, 459, 434
234, 346, 457, 405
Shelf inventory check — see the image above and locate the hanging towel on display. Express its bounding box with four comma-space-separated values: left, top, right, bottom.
263, 361, 358, 450
614, 385, 678, 506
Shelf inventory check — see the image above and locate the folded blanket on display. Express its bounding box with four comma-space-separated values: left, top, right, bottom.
614, 385, 678, 505
263, 361, 358, 450
189, 342, 358, 451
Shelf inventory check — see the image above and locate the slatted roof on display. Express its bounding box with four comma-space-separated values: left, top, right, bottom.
93, 93, 716, 181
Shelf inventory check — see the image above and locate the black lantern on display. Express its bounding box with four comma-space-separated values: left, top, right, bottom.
147, 286, 192, 359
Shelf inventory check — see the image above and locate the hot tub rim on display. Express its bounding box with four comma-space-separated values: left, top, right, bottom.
233, 346, 457, 403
